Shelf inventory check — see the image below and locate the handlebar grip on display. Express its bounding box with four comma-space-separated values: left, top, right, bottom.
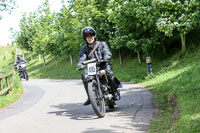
99, 60, 109, 63
76, 67, 82, 70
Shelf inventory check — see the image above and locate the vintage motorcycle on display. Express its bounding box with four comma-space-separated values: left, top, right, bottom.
78, 58, 121, 118
15, 63, 29, 81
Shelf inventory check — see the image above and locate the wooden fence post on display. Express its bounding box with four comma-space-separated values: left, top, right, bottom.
0, 79, 2, 91
0, 71, 14, 95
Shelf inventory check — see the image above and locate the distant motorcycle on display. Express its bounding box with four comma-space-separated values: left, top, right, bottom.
15, 63, 29, 81
78, 58, 121, 118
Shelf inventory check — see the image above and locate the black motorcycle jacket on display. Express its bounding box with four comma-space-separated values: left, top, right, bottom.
77, 41, 112, 66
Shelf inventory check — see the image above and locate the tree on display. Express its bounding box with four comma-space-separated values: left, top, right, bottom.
107, 0, 161, 63
44, 12, 62, 68
59, 7, 82, 65
0, 0, 16, 19
33, 0, 52, 66
16, 12, 36, 60
155, 0, 200, 52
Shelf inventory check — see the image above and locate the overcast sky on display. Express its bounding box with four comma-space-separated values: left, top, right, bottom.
0, 0, 63, 46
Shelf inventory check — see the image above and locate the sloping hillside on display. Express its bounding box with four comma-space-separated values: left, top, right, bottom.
1, 44, 200, 132
142, 46, 200, 132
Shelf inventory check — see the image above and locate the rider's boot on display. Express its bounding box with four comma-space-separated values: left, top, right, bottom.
83, 82, 90, 106
113, 90, 120, 101
83, 98, 90, 106
109, 76, 120, 101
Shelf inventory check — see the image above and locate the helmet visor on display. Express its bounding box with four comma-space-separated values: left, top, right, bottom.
85, 30, 95, 38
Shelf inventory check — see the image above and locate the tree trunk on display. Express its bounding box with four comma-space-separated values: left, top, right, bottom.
22, 50, 25, 59
162, 43, 166, 56
39, 54, 41, 61
30, 51, 33, 60
16, 48, 18, 53
119, 49, 122, 65
70, 53, 73, 65
55, 57, 58, 68
137, 50, 141, 64
42, 54, 46, 66
181, 34, 186, 52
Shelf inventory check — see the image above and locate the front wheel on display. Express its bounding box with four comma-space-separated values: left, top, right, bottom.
88, 80, 105, 118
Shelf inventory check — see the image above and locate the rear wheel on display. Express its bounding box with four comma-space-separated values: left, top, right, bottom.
88, 80, 105, 118
18, 71, 22, 80
25, 71, 29, 81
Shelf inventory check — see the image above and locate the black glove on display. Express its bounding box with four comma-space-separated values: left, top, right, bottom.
14, 66, 17, 70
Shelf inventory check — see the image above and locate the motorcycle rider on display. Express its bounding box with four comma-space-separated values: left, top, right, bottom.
77, 27, 120, 106
14, 53, 28, 70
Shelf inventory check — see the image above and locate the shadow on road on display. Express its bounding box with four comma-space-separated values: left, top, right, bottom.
48, 103, 99, 120
48, 85, 153, 132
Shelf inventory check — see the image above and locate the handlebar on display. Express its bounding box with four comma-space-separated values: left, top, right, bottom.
82, 59, 109, 65
99, 59, 109, 63
77, 59, 110, 70
82, 59, 97, 65
15, 62, 28, 65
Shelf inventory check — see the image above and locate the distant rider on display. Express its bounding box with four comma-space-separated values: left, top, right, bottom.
14, 53, 28, 70
77, 27, 120, 106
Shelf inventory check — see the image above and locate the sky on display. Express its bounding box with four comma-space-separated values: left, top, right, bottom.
0, 0, 63, 47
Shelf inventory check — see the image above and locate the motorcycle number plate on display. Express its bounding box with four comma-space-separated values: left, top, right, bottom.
87, 63, 96, 75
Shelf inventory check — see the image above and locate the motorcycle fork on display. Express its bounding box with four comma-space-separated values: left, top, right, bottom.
96, 74, 104, 100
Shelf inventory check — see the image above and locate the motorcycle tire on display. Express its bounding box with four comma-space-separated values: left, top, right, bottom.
88, 79, 105, 118
19, 72, 22, 80
25, 71, 29, 81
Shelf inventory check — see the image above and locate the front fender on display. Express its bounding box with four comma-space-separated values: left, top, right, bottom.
87, 75, 95, 82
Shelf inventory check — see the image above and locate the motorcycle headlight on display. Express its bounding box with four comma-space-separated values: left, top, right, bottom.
99, 70, 106, 75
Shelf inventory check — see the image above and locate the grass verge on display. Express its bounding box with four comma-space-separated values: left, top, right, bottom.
0, 46, 24, 108
142, 46, 200, 132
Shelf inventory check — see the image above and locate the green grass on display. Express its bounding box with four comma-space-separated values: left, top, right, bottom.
0, 74, 23, 108
142, 46, 200, 132
24, 51, 148, 82
25, 53, 82, 79
0, 45, 23, 108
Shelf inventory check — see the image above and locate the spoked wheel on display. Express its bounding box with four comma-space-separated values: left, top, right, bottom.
88, 79, 105, 118
19, 71, 22, 80
25, 71, 29, 81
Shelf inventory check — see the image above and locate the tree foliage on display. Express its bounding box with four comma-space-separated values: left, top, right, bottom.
15, 0, 200, 64
0, 0, 16, 19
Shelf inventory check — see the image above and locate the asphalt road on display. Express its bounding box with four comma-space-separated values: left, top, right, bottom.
0, 79, 154, 133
